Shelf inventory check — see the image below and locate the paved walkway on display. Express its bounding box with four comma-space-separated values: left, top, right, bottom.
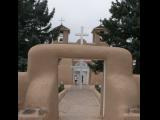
59, 85, 101, 120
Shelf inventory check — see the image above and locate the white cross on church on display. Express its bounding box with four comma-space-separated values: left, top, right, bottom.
76, 26, 88, 45
74, 26, 89, 85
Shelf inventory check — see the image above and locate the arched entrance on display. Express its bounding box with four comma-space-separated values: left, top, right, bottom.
25, 44, 138, 120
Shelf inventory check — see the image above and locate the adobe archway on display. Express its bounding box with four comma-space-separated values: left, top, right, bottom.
25, 44, 139, 120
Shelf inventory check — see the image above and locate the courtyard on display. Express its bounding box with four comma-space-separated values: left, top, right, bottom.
59, 85, 101, 120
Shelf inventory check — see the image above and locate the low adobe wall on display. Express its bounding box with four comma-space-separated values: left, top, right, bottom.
58, 85, 72, 102
133, 74, 140, 107
18, 72, 29, 110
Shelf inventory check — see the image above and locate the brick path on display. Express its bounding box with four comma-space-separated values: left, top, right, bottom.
59, 85, 101, 120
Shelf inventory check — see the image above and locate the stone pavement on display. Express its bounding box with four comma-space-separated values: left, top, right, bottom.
59, 85, 102, 120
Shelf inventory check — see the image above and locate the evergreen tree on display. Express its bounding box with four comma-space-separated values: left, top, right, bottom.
18, 0, 59, 71
88, 60, 104, 74
89, 0, 140, 74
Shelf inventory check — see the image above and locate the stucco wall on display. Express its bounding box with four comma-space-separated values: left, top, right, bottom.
90, 71, 103, 85
133, 74, 140, 106
58, 58, 73, 84
18, 72, 28, 110
24, 44, 138, 120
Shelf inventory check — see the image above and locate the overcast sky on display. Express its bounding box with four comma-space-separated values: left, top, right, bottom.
47, 0, 114, 43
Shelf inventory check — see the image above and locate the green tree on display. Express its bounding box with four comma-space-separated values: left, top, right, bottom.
89, 0, 140, 74
18, 0, 59, 71
88, 60, 104, 74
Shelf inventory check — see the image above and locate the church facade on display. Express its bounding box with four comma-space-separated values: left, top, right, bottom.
50, 24, 109, 85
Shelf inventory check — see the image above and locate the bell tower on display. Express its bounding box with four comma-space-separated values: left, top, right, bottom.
53, 24, 70, 44
92, 25, 107, 45
92, 19, 109, 46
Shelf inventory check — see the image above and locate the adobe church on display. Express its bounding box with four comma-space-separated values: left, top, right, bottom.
49, 23, 109, 85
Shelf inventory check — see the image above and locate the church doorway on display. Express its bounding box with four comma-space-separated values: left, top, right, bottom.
72, 61, 89, 85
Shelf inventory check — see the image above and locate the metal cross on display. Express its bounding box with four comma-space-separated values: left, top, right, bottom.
75, 26, 88, 45
59, 18, 65, 25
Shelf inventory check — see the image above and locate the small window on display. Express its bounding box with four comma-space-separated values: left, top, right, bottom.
58, 33, 63, 42
99, 36, 103, 41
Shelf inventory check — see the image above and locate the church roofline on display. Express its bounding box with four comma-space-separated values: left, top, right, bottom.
91, 25, 107, 33
52, 24, 70, 33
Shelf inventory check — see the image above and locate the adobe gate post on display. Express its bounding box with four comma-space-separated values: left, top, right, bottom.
25, 45, 59, 120
103, 48, 139, 120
